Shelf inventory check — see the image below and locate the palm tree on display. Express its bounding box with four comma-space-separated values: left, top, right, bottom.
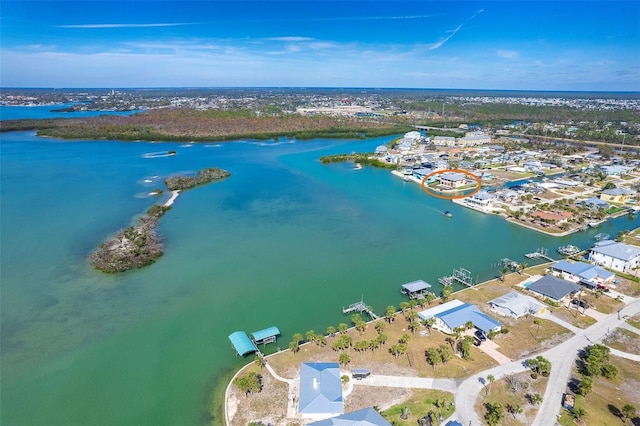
254, 354, 266, 370
486, 374, 495, 395
622, 403, 636, 424
326, 325, 336, 337
531, 393, 543, 405
385, 305, 396, 324
338, 352, 350, 366
292, 332, 304, 344
573, 406, 586, 421
374, 320, 386, 334
533, 318, 542, 338
289, 341, 299, 357
338, 323, 348, 334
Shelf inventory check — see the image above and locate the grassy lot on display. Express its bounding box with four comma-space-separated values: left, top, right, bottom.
628, 314, 640, 329
558, 356, 640, 426
227, 363, 289, 426
577, 291, 624, 314
618, 227, 640, 247
604, 327, 640, 355
475, 371, 549, 426
550, 304, 598, 329
378, 389, 455, 425
614, 276, 640, 297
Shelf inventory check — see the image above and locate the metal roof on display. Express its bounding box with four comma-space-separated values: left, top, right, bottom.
591, 240, 640, 261
527, 275, 581, 301
251, 326, 280, 342
488, 291, 544, 318
307, 407, 391, 426
436, 303, 502, 334
401, 279, 432, 293
228, 331, 257, 356
299, 362, 343, 415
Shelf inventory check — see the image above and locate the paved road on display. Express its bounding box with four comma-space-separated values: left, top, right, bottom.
452, 299, 640, 426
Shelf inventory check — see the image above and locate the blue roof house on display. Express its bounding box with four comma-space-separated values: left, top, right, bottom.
551, 260, 615, 288
588, 240, 640, 273
299, 362, 344, 419
306, 407, 391, 426
431, 302, 502, 335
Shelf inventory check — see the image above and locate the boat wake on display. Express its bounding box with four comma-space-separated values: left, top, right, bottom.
142, 151, 175, 158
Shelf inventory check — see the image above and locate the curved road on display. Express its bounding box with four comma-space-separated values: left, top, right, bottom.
453, 299, 640, 426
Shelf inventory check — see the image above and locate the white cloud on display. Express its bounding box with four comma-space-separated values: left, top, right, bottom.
58, 23, 199, 29
496, 49, 519, 59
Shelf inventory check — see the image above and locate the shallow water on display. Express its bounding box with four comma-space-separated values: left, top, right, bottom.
1, 130, 637, 425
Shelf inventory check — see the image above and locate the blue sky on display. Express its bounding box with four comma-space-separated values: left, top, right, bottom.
1, 1, 639, 90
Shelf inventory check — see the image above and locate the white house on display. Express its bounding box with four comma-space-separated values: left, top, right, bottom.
588, 240, 640, 273
438, 172, 468, 189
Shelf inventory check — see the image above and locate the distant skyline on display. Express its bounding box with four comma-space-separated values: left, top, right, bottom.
1, 1, 639, 91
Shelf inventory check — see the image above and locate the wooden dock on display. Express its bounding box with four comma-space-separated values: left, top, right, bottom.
343, 300, 380, 320
525, 247, 554, 262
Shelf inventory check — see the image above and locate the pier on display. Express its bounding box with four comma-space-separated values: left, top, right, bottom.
343, 298, 380, 320
438, 267, 475, 288
525, 247, 554, 262
499, 258, 521, 272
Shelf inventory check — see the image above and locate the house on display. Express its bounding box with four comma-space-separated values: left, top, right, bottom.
307, 407, 391, 426
600, 188, 636, 203
550, 260, 615, 288
588, 240, 640, 273
464, 190, 495, 208
488, 291, 546, 318
526, 275, 581, 302
578, 197, 609, 210
299, 362, 343, 418
438, 172, 468, 189
600, 165, 632, 176
530, 210, 573, 224
433, 136, 457, 147
374, 145, 388, 155
418, 300, 502, 335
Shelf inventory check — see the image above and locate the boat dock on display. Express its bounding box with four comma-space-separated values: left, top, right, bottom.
343, 299, 380, 320
438, 266, 475, 288
525, 247, 554, 262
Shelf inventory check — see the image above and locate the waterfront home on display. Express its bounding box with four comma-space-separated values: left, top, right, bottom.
438, 172, 468, 189
374, 145, 388, 155
600, 165, 632, 176
418, 300, 502, 336
299, 362, 343, 418
600, 187, 636, 203
530, 210, 573, 225
307, 407, 391, 426
588, 240, 640, 273
464, 190, 495, 208
550, 260, 615, 288
488, 291, 546, 318
578, 197, 609, 210
413, 168, 436, 183
526, 275, 581, 302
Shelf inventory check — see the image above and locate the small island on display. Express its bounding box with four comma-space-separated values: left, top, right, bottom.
89, 167, 230, 273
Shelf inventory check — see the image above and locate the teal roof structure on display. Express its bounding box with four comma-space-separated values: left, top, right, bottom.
251, 326, 280, 342
228, 331, 257, 356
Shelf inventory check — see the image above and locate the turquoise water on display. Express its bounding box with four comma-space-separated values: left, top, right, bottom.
1, 130, 638, 425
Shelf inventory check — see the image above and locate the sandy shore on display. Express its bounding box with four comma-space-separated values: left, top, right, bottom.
163, 190, 180, 207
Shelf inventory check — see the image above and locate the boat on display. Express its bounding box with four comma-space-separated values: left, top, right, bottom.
588, 221, 603, 228
594, 233, 610, 241
353, 163, 363, 170
444, 211, 453, 218
558, 245, 579, 256
403, 175, 411, 182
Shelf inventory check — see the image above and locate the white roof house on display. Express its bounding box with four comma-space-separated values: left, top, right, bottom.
488, 291, 546, 318
588, 240, 640, 273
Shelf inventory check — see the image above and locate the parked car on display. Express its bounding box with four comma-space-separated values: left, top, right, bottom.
571, 299, 589, 309
475, 329, 487, 341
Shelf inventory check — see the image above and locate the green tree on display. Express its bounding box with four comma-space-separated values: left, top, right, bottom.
326, 325, 336, 337
438, 344, 453, 364
530, 393, 543, 405
442, 284, 453, 302
424, 292, 436, 306
292, 333, 304, 344
289, 340, 299, 357
254, 354, 266, 370
399, 333, 411, 344
577, 375, 593, 396
354, 339, 369, 354
484, 402, 505, 426
486, 374, 495, 395
425, 347, 441, 370
374, 320, 386, 334
622, 403, 636, 424
385, 305, 396, 323
338, 352, 350, 366
573, 406, 587, 421
533, 318, 542, 338
234, 371, 262, 395
338, 323, 348, 334
507, 403, 523, 418
306, 330, 316, 342
423, 317, 436, 332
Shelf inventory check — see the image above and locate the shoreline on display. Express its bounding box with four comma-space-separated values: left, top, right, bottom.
163, 190, 180, 207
